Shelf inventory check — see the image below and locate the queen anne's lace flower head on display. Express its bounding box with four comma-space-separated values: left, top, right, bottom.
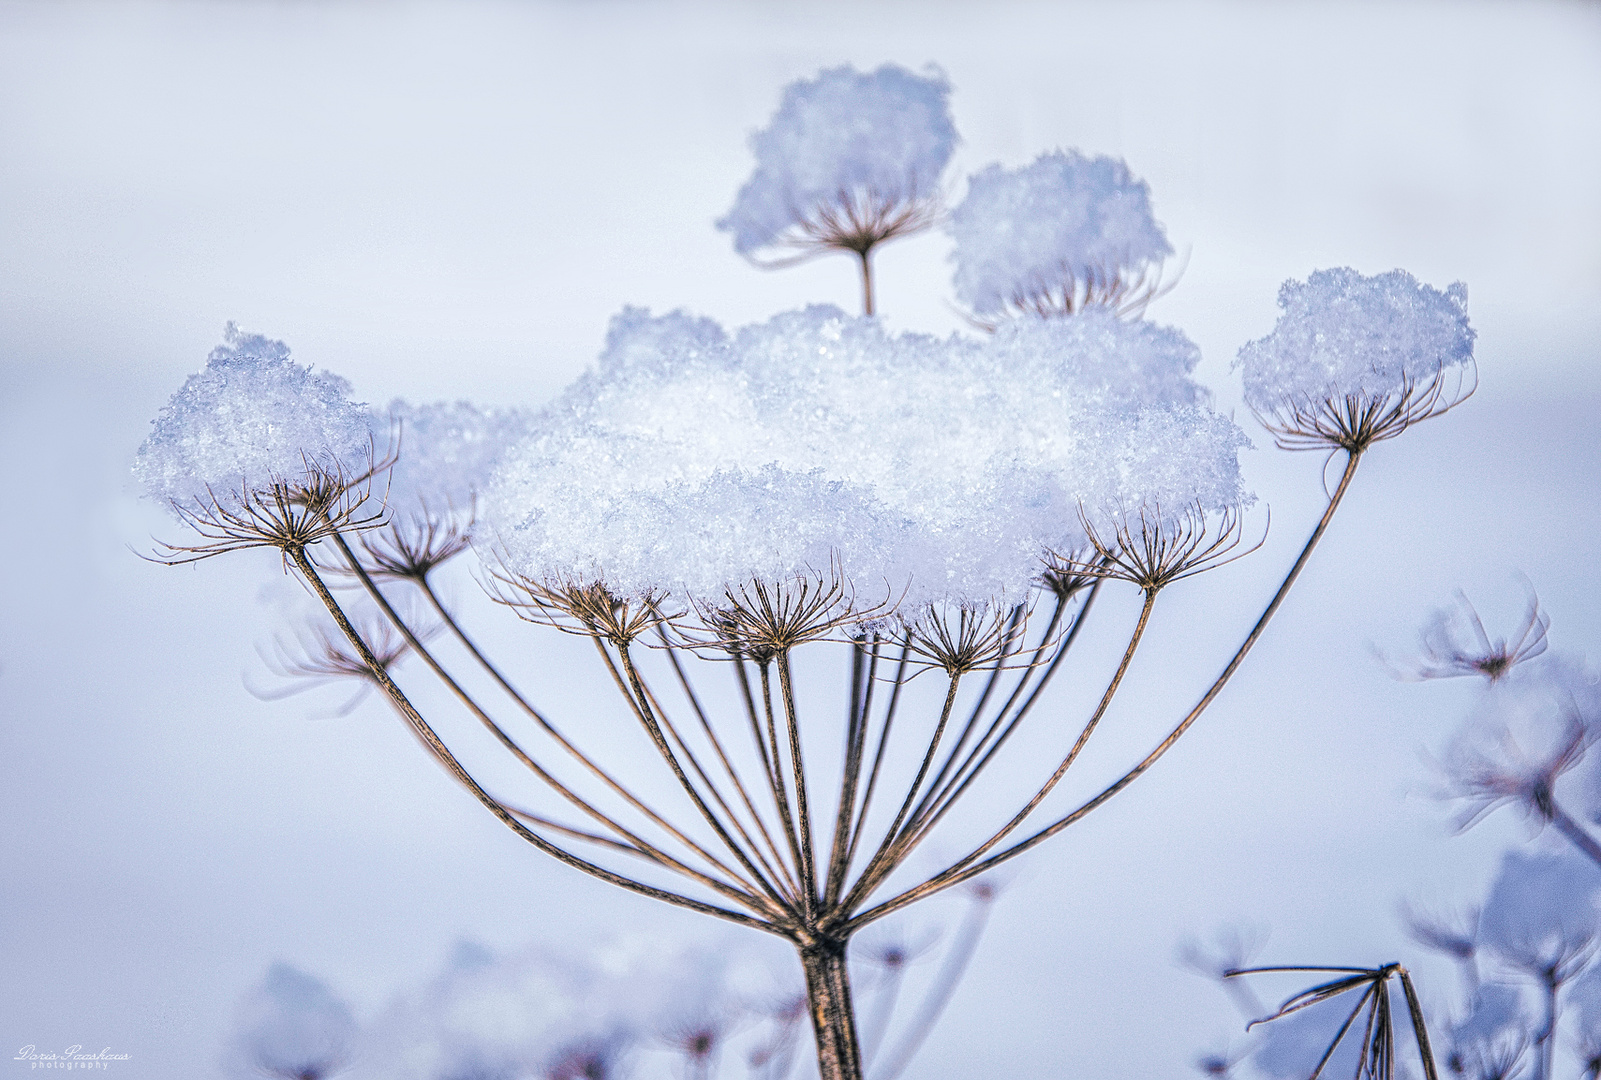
480, 305, 1250, 611
135, 323, 374, 514
950, 150, 1173, 318
718, 64, 958, 257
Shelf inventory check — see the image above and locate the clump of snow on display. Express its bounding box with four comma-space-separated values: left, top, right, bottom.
481, 304, 1249, 610
383, 400, 535, 519
135, 323, 373, 514
718, 64, 958, 255
1235, 268, 1475, 412
222, 963, 357, 1080
949, 150, 1172, 317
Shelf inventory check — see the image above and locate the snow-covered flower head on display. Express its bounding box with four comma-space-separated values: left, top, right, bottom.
1235, 268, 1476, 450
135, 324, 384, 559
718, 64, 957, 260
135, 323, 376, 515
480, 304, 1249, 619
950, 150, 1173, 320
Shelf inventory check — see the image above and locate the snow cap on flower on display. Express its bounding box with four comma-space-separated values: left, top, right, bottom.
135, 323, 373, 514
384, 400, 535, 518
950, 150, 1173, 317
480, 304, 1249, 610
717, 63, 958, 255
1235, 268, 1475, 413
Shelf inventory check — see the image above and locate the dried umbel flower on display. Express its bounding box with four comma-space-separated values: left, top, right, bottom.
1236, 268, 1476, 453
719, 64, 957, 313
481, 304, 1248, 615
1403, 590, 1550, 685
135, 323, 376, 515
949, 150, 1176, 323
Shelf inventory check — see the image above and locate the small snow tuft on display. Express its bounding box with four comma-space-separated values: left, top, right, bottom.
717, 64, 958, 256
1235, 267, 1475, 412
134, 323, 374, 514
949, 150, 1173, 317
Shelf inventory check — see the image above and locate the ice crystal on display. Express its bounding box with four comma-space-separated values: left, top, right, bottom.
717, 64, 957, 256
481, 305, 1248, 609
135, 323, 373, 513
1235, 268, 1475, 412
950, 150, 1172, 317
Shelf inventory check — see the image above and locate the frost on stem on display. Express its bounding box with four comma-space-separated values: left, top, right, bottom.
718, 64, 957, 313
1235, 268, 1476, 452
480, 303, 1250, 626
949, 150, 1175, 324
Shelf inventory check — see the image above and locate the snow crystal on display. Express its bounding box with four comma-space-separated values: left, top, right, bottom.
949, 150, 1173, 317
384, 399, 536, 518
717, 64, 958, 256
135, 323, 374, 514
1236, 268, 1475, 412
223, 963, 357, 1079
480, 304, 1249, 610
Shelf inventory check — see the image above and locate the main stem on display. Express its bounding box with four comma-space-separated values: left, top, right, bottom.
858, 248, 875, 316
799, 937, 863, 1080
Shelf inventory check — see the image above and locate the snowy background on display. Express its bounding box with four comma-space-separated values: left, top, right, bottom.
3, 1, 1600, 1077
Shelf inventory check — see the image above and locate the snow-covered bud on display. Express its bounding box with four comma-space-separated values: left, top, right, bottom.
950, 150, 1173, 321
1235, 268, 1476, 451
718, 64, 957, 261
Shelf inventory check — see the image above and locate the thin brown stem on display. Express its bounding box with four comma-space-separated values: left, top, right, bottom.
776, 651, 820, 912
611, 641, 788, 909
661, 634, 802, 902
330, 535, 764, 908
289, 546, 773, 932
848, 452, 1364, 930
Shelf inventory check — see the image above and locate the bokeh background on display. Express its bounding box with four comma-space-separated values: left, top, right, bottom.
3, 1, 1600, 1077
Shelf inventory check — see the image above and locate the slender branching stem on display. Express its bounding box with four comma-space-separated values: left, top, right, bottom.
777, 651, 821, 911
844, 644, 913, 876
848, 452, 1365, 929
839, 674, 965, 916
907, 603, 1037, 827
824, 639, 877, 908
906, 585, 1100, 847
866, 590, 1155, 904
661, 634, 803, 902
329, 534, 765, 907
759, 661, 809, 907
858, 248, 875, 317
289, 545, 773, 932
411, 573, 738, 884
633, 667, 797, 909
611, 640, 791, 911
